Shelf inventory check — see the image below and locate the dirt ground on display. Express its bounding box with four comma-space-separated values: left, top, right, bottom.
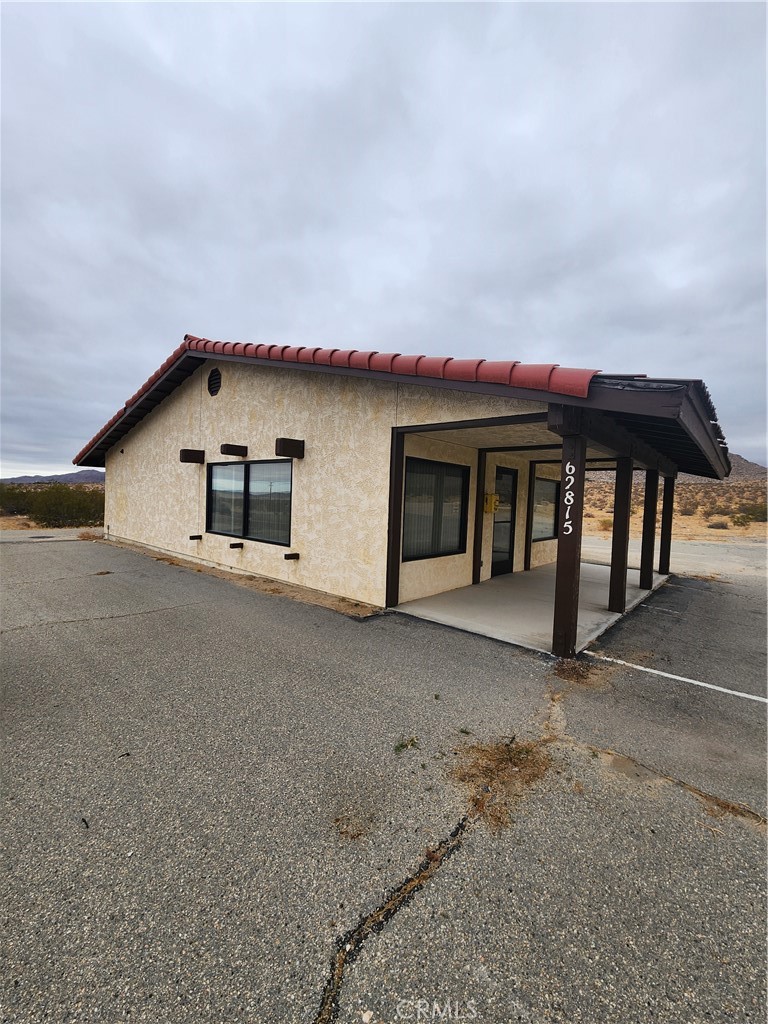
0, 515, 37, 530
581, 508, 766, 542
106, 536, 381, 619
3, 509, 764, 543
582, 476, 766, 542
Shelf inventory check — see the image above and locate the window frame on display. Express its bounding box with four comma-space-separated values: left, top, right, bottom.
530, 474, 560, 543
402, 456, 471, 563
206, 459, 292, 547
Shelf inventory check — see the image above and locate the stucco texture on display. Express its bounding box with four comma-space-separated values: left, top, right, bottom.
104, 361, 558, 607
106, 363, 395, 606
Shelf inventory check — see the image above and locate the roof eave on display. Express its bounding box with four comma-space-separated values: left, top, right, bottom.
74, 350, 730, 480
676, 384, 731, 480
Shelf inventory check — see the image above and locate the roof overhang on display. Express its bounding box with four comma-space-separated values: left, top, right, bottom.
73, 338, 731, 479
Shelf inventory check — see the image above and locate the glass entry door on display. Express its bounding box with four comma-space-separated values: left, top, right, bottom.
491, 467, 518, 577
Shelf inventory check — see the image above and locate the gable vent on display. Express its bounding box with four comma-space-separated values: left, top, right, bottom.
207, 368, 222, 396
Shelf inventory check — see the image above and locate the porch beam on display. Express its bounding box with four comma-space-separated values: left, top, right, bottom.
548, 405, 676, 476
658, 474, 676, 574
639, 469, 659, 590
608, 457, 634, 613
552, 433, 587, 659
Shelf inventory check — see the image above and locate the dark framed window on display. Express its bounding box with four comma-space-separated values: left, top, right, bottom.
531, 475, 560, 541
206, 460, 291, 546
403, 457, 470, 561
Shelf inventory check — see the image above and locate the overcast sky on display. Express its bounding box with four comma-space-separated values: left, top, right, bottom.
1, 2, 765, 475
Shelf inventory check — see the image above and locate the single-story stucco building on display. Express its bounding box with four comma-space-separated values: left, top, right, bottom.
74, 335, 730, 657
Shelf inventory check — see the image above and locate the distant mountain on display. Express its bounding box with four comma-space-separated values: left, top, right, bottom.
1, 469, 105, 485
723, 453, 767, 482
584, 452, 765, 485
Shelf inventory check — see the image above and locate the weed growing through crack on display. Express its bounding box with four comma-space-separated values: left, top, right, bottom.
393, 735, 419, 755
450, 737, 553, 830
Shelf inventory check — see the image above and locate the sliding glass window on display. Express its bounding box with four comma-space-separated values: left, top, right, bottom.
209, 463, 245, 535
247, 461, 291, 544
207, 460, 291, 546
402, 457, 470, 561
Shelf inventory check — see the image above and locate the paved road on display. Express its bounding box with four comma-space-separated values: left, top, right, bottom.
2, 536, 765, 1024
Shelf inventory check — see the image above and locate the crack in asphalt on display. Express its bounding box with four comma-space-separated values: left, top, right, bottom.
587, 744, 768, 827
0, 601, 210, 633
546, 681, 767, 826
313, 670, 764, 1022
313, 816, 472, 1024
8, 570, 131, 586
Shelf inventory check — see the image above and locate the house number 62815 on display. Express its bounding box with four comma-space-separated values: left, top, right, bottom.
562, 461, 576, 536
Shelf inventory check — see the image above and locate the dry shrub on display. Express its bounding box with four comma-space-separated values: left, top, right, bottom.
707, 519, 729, 530
552, 657, 614, 691
450, 738, 552, 830
598, 518, 612, 532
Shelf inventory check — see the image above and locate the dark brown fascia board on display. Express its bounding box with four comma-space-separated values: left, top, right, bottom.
548, 405, 678, 477
243, 362, 728, 479
77, 350, 724, 475
209, 352, 693, 419
676, 387, 731, 480
396, 412, 548, 433
75, 354, 206, 465
536, 458, 626, 466
481, 443, 562, 453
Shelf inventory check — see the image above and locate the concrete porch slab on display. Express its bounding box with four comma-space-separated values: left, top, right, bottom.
397, 561, 667, 654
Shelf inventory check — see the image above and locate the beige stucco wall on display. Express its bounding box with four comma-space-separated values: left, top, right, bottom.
106, 363, 395, 606
395, 383, 545, 427
104, 361, 551, 607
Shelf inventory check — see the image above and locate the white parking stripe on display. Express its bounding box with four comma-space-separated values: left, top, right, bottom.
583, 653, 768, 704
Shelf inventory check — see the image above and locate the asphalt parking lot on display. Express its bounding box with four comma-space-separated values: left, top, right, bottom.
2, 534, 766, 1024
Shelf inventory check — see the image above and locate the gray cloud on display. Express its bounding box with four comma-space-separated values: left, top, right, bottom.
1, 2, 765, 472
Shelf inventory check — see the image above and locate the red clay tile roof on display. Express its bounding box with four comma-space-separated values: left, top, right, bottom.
73, 334, 601, 465
179, 335, 599, 397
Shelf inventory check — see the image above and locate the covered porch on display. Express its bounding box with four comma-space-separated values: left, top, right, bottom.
397, 559, 667, 654
385, 388, 729, 658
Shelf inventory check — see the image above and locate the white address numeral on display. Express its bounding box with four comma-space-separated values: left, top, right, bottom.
562, 462, 577, 537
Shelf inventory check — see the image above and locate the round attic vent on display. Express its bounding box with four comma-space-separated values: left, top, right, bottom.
207, 368, 222, 396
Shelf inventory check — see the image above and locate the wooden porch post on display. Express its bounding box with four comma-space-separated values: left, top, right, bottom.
639, 468, 659, 591
608, 457, 633, 613
472, 450, 487, 585
552, 433, 587, 659
385, 429, 405, 607
658, 474, 675, 575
